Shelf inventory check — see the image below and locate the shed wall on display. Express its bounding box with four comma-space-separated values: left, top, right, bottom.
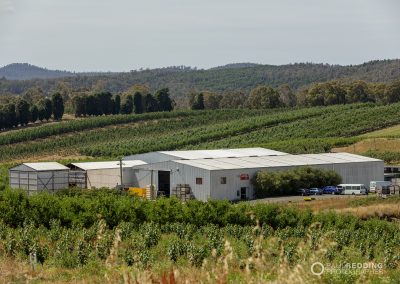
331, 161, 384, 186
86, 168, 134, 189
9, 171, 38, 190
132, 161, 211, 201
170, 163, 211, 201
132, 169, 159, 189
9, 170, 69, 192
36, 171, 69, 191
210, 166, 292, 200
207, 161, 383, 201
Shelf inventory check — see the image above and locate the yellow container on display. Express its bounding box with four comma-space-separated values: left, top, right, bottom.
128, 187, 146, 198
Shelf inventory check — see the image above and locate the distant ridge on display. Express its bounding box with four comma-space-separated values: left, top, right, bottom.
0, 59, 399, 97
0, 63, 75, 80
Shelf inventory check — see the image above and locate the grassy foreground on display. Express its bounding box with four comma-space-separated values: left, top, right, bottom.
0, 189, 399, 283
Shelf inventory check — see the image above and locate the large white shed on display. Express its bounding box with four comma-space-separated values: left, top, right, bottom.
126, 147, 289, 197
9, 162, 69, 193
67, 160, 147, 189
130, 152, 384, 201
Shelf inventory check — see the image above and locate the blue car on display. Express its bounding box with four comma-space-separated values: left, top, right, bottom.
309, 187, 323, 195
322, 186, 341, 195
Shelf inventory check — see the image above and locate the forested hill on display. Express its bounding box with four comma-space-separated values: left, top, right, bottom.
0, 59, 399, 97
0, 63, 74, 80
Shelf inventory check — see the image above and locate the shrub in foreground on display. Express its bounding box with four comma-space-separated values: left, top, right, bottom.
0, 189, 315, 229
253, 166, 342, 198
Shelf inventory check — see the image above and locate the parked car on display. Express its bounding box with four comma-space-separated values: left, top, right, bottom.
297, 188, 310, 196
322, 186, 341, 195
309, 187, 323, 195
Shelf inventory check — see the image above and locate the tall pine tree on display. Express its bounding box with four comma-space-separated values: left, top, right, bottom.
133, 92, 144, 114
52, 93, 64, 120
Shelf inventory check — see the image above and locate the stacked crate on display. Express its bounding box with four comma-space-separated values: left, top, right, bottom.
392, 179, 400, 195
171, 184, 193, 201
391, 178, 400, 186
145, 184, 156, 200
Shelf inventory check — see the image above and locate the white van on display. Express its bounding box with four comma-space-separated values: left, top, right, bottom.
370, 181, 391, 193
337, 184, 367, 195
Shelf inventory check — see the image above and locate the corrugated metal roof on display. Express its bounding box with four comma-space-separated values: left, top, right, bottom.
176, 160, 221, 170
22, 162, 69, 171
69, 160, 147, 171
239, 156, 294, 167
326, 152, 380, 162
174, 153, 382, 170
159, 148, 287, 160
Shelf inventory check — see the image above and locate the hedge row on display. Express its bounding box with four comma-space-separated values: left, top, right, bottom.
0, 189, 315, 229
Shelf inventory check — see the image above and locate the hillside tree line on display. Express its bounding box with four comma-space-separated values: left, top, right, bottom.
187, 79, 400, 110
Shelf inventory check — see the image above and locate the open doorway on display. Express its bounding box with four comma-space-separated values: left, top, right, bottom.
158, 171, 170, 197
240, 187, 248, 200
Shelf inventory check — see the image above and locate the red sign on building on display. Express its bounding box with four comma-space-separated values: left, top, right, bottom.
240, 174, 249, 180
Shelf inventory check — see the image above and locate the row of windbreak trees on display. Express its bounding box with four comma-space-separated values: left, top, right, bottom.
188, 79, 400, 110
0, 93, 64, 131
71, 88, 174, 117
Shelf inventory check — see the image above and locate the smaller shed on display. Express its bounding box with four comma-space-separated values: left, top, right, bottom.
9, 162, 70, 192
67, 160, 147, 189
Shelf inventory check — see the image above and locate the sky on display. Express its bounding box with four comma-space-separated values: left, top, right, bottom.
0, 0, 399, 72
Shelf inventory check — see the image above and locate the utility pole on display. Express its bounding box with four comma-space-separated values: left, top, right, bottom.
119, 158, 124, 189
150, 169, 154, 198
